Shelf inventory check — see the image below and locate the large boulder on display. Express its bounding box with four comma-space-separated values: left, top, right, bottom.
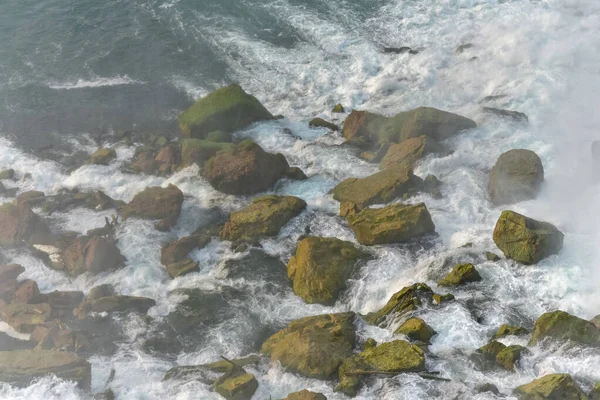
178, 84, 274, 139
261, 312, 356, 379
343, 107, 476, 151
365, 283, 442, 326
0, 203, 54, 246
287, 237, 369, 305
395, 317, 436, 343
514, 374, 587, 400
203, 140, 304, 195
160, 234, 210, 278
284, 390, 327, 400
488, 149, 544, 205
122, 184, 184, 228
347, 202, 435, 246
61, 236, 126, 276
437, 263, 482, 287
213, 368, 258, 400
496, 345, 528, 371
0, 350, 91, 389
529, 310, 600, 347
379, 135, 445, 170
493, 211, 564, 264
221, 195, 307, 242
336, 340, 425, 396
331, 164, 423, 210
181, 139, 232, 168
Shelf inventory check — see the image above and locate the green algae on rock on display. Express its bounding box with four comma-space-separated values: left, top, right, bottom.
284, 389, 327, 400
493, 324, 529, 340
493, 210, 564, 264
332, 104, 345, 113
529, 310, 600, 346
379, 135, 445, 170
496, 345, 528, 371
488, 149, 544, 206
309, 117, 339, 131
178, 84, 274, 139
287, 236, 369, 305
181, 138, 232, 168
395, 317, 437, 343
213, 368, 258, 400
437, 263, 482, 287
514, 374, 588, 400
365, 283, 440, 326
87, 147, 117, 165
122, 184, 184, 227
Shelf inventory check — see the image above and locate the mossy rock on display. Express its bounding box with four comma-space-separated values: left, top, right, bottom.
122, 184, 184, 226
287, 236, 369, 305
181, 139, 232, 167
213, 369, 258, 400
493, 324, 529, 340
309, 118, 339, 131
332, 104, 345, 113
493, 210, 564, 264
260, 312, 356, 379
365, 283, 437, 326
178, 84, 274, 139
470, 340, 506, 370
87, 148, 117, 165
589, 383, 600, 400
379, 135, 444, 170
342, 107, 476, 152
529, 310, 600, 346
437, 263, 482, 287
395, 318, 436, 343
0, 169, 15, 180
514, 374, 587, 400
486, 252, 501, 261
591, 315, 600, 330
347, 202, 435, 246
0, 303, 51, 333
141, 337, 182, 355
488, 149, 544, 206
336, 340, 425, 396
496, 345, 528, 371
165, 258, 200, 279
163, 356, 260, 381
206, 130, 233, 142
332, 163, 423, 210
284, 389, 327, 400
220, 195, 307, 242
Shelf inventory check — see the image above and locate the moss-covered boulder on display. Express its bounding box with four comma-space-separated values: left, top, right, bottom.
589, 383, 600, 400
261, 312, 356, 379
178, 84, 274, 139
493, 324, 529, 339
0, 350, 91, 389
74, 295, 155, 319
514, 374, 587, 400
284, 390, 327, 400
336, 340, 425, 396
471, 340, 506, 370
213, 368, 258, 400
591, 315, 600, 330
206, 130, 233, 142
0, 203, 54, 246
309, 118, 339, 131
332, 104, 344, 113
343, 107, 476, 152
365, 283, 438, 326
496, 345, 528, 371
529, 310, 600, 346
0, 303, 51, 333
437, 263, 482, 287
0, 169, 15, 180
122, 184, 184, 228
181, 138, 232, 168
203, 140, 303, 195
488, 149, 544, 206
486, 251, 501, 261
493, 211, 564, 264
347, 202, 435, 246
287, 237, 369, 305
87, 147, 117, 165
395, 318, 436, 343
379, 135, 444, 170
331, 164, 423, 210
221, 195, 307, 242
61, 236, 126, 276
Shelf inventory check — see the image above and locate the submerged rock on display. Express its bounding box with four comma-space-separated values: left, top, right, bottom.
493, 324, 529, 340
309, 118, 339, 131
471, 341, 506, 370
437, 263, 482, 287
483, 107, 529, 123
160, 234, 211, 266
61, 235, 126, 276
0, 350, 91, 389
493, 211, 564, 264
379, 135, 445, 170
395, 318, 437, 343
220, 195, 306, 242
204, 140, 304, 195
0, 168, 15, 180
496, 345, 528, 371
332, 164, 423, 210
122, 184, 184, 228
284, 389, 327, 400
261, 312, 356, 379
87, 147, 117, 165
181, 139, 232, 168
163, 355, 260, 381
485, 252, 501, 262
529, 310, 600, 346
0, 203, 54, 246
488, 149, 544, 206
383, 47, 419, 55
347, 202, 435, 246
514, 374, 587, 400
178, 84, 274, 139
74, 295, 155, 319
287, 237, 369, 305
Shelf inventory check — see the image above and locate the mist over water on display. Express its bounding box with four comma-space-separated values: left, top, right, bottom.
2, 0, 600, 399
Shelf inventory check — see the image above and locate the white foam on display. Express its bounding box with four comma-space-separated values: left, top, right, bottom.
49, 75, 143, 90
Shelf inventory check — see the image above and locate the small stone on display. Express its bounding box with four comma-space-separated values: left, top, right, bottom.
486, 252, 501, 261
395, 317, 436, 343
309, 118, 339, 132
332, 104, 344, 113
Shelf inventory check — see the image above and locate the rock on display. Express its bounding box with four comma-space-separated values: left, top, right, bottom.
12, 280, 40, 304
284, 389, 327, 400
0, 203, 54, 246
493, 324, 529, 339
62, 236, 126, 276
364, 338, 377, 350
213, 368, 258, 400
0, 279, 19, 303
0, 264, 25, 281
14, 190, 45, 207
347, 202, 435, 246
589, 383, 600, 400
0, 332, 35, 351
471, 341, 506, 370
486, 252, 501, 262
476, 383, 500, 395
383, 47, 419, 55
94, 389, 115, 400
178, 84, 274, 139
160, 234, 211, 266
591, 315, 600, 329
309, 118, 339, 131
181, 139, 232, 168
379, 135, 444, 170
332, 104, 344, 113
153, 144, 180, 174
437, 263, 482, 287
366, 283, 438, 326
206, 130, 233, 142
87, 284, 116, 301
514, 374, 587, 400
122, 184, 184, 227
483, 107, 529, 123
529, 310, 600, 346
40, 190, 124, 214
0, 303, 52, 333
336, 340, 425, 396
221, 195, 307, 242
287, 237, 369, 305
141, 336, 182, 355
286, 167, 308, 180
493, 211, 564, 264
488, 149, 544, 205
432, 293, 455, 305
0, 350, 91, 389
44, 290, 84, 318
342, 107, 476, 151
261, 312, 356, 379
395, 318, 436, 343
163, 356, 260, 380
75, 295, 155, 318
496, 345, 528, 371
0, 169, 15, 180
332, 164, 423, 210
202, 355, 260, 373
166, 259, 200, 278
455, 43, 474, 53
88, 148, 117, 165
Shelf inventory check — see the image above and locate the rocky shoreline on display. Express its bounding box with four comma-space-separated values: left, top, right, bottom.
0, 84, 597, 399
